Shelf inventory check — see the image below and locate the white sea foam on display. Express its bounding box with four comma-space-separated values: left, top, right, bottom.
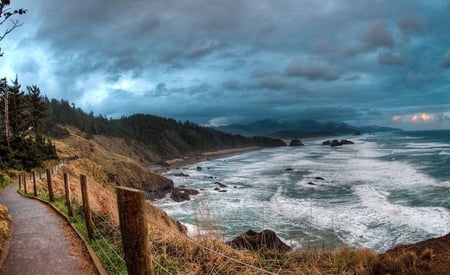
406, 142, 450, 149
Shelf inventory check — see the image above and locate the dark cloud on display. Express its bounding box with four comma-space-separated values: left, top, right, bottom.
397, 14, 424, 36
378, 51, 407, 66
222, 80, 241, 90
186, 42, 228, 60
441, 50, 450, 68
285, 59, 339, 81
255, 74, 287, 90
363, 20, 395, 49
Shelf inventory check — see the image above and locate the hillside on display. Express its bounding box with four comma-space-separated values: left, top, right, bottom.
43, 99, 286, 162
54, 126, 173, 198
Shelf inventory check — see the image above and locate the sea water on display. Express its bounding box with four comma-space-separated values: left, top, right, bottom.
154, 130, 450, 252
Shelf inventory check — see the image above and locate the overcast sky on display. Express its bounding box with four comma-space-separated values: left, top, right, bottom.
1, 0, 450, 130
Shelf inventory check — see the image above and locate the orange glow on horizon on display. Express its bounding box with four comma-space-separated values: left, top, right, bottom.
391, 112, 438, 124
411, 113, 433, 123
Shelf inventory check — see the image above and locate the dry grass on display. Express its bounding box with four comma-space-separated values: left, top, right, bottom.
0, 204, 11, 256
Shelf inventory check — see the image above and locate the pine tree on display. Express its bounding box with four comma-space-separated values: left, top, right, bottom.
8, 76, 27, 138
26, 85, 46, 135
0, 77, 10, 145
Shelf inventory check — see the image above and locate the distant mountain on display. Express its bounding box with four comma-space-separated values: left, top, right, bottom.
215, 119, 402, 138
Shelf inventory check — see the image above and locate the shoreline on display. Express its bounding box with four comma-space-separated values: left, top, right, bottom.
148, 146, 263, 173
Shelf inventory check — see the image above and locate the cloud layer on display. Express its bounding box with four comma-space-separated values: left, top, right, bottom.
1, 0, 450, 129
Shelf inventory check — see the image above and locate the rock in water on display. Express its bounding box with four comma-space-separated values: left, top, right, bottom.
227, 229, 291, 253
340, 139, 354, 145
170, 188, 199, 202
289, 139, 304, 146
174, 172, 190, 177
214, 181, 227, 188
322, 140, 332, 145
330, 139, 342, 147
170, 189, 190, 202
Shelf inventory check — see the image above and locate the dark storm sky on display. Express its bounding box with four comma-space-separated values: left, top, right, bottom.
1, 0, 450, 129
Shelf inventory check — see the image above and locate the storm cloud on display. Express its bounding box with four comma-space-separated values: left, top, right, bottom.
1, 0, 450, 130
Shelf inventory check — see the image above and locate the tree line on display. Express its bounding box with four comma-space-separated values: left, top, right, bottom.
0, 77, 57, 171
41, 98, 286, 159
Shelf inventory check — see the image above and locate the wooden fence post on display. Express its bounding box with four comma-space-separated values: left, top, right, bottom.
23, 173, 27, 194
46, 169, 54, 202
116, 186, 152, 275
32, 170, 37, 197
64, 173, 73, 217
80, 174, 95, 240
18, 174, 22, 191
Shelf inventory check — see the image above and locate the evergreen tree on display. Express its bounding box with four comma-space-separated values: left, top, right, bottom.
26, 85, 46, 135
0, 77, 10, 144
8, 76, 27, 138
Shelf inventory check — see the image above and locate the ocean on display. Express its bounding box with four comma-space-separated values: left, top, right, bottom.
154, 130, 450, 252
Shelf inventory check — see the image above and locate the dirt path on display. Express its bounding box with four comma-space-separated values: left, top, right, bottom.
0, 183, 97, 274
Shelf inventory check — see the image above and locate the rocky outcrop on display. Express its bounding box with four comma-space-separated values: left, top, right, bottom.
289, 139, 304, 146
170, 188, 199, 202
322, 139, 354, 146
214, 181, 227, 188
227, 229, 291, 253
340, 139, 354, 145
174, 172, 190, 177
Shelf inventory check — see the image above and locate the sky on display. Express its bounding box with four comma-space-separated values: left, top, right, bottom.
1, 0, 450, 130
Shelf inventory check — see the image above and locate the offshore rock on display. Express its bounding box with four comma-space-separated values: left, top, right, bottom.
289, 139, 304, 146
227, 229, 291, 253
174, 172, 190, 177
340, 139, 354, 145
214, 181, 227, 188
330, 139, 342, 147
170, 188, 199, 202
322, 139, 354, 146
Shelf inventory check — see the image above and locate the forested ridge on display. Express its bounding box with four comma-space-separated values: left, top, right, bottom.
42, 98, 286, 159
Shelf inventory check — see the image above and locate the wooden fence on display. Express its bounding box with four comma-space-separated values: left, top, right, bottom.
17, 169, 152, 274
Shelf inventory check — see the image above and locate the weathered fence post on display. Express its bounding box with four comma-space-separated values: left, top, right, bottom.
23, 173, 27, 194
18, 174, 22, 191
80, 174, 95, 239
116, 186, 152, 275
46, 169, 54, 202
64, 173, 73, 217
32, 170, 37, 196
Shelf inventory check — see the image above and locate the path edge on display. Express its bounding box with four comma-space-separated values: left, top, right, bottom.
24, 194, 107, 275
0, 216, 13, 269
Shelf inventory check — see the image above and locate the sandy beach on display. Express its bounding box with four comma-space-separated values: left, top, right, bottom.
148, 146, 262, 173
